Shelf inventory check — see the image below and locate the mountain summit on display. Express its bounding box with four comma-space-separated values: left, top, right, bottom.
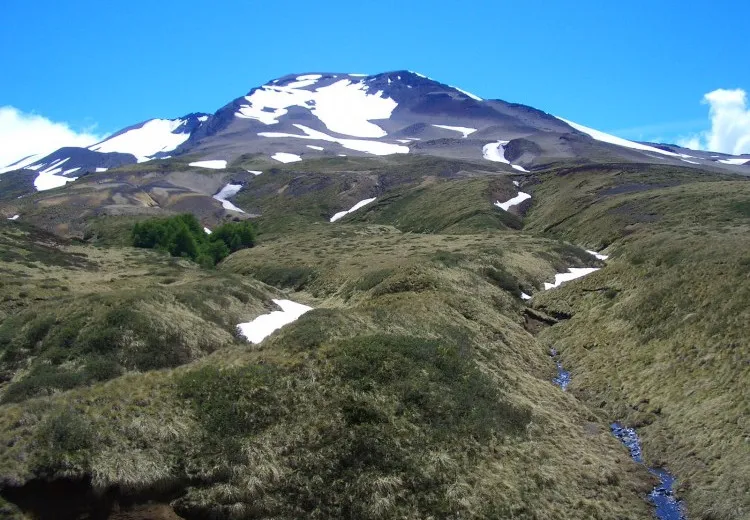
4, 71, 748, 191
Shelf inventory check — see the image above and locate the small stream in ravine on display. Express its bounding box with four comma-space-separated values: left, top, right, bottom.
549, 349, 686, 520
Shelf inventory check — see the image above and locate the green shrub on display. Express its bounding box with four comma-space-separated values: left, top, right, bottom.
132, 214, 255, 266
84, 355, 123, 382
37, 407, 95, 454
0, 313, 40, 364
24, 316, 56, 349
76, 306, 140, 355
177, 365, 281, 439
211, 221, 256, 253
482, 266, 521, 297
553, 242, 594, 266
1, 365, 85, 403
330, 334, 531, 440
129, 329, 192, 371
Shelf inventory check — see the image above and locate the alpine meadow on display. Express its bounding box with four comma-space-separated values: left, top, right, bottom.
0, 69, 748, 520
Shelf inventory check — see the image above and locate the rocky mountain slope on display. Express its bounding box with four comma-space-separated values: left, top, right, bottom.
2, 71, 748, 196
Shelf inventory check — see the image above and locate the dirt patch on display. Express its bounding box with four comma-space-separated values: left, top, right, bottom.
110, 504, 184, 520
1, 476, 186, 520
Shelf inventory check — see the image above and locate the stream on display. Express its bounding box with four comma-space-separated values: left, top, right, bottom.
610, 424, 686, 520
550, 350, 686, 519
549, 348, 570, 391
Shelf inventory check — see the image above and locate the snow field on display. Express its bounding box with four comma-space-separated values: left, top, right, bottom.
557, 117, 682, 158
586, 250, 609, 261
237, 79, 398, 138
272, 152, 302, 163
213, 183, 245, 213
90, 118, 193, 162
494, 192, 531, 211
432, 124, 477, 138
260, 125, 408, 156
189, 160, 227, 169
543, 268, 600, 290
237, 299, 313, 344
330, 197, 376, 222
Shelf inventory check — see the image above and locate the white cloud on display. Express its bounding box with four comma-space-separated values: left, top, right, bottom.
676, 135, 703, 151
677, 89, 750, 154
0, 106, 106, 169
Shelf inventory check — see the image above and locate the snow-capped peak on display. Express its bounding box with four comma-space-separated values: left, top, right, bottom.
557, 117, 682, 158
88, 114, 208, 163
237, 74, 398, 138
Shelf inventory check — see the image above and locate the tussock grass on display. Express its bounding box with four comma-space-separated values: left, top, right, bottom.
0, 207, 649, 518
4, 156, 745, 518
0, 225, 279, 403
527, 164, 750, 519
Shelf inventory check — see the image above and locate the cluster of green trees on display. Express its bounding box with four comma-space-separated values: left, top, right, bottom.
132, 214, 255, 267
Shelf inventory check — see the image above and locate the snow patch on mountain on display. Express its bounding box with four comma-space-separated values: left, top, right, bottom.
272, 152, 302, 163
483, 141, 511, 163
189, 160, 227, 169
558, 117, 682, 158
432, 124, 477, 138
586, 250, 609, 261
39, 158, 70, 174
285, 78, 319, 89
25, 157, 79, 191
260, 124, 408, 156
35, 171, 77, 191
451, 85, 483, 101
7, 215, 19, 221
544, 268, 600, 290
718, 157, 749, 165
330, 197, 376, 222
213, 183, 245, 213
306, 145, 324, 150
24, 160, 46, 171
0, 154, 42, 174
237, 299, 313, 344
495, 192, 531, 211
89, 118, 194, 162
237, 79, 398, 138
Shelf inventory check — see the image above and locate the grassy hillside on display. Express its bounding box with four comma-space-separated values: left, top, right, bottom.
0, 220, 275, 404
0, 173, 653, 519
524, 163, 750, 520
0, 156, 746, 519
0, 222, 651, 520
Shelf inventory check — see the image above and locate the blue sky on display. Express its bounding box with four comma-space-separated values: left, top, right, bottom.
1, 0, 749, 156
